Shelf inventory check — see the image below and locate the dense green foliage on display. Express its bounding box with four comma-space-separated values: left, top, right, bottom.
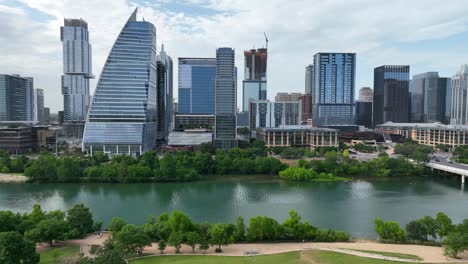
0, 231, 39, 264
352, 143, 376, 153
0, 151, 29, 174
279, 167, 340, 181
394, 141, 433, 163
452, 145, 468, 164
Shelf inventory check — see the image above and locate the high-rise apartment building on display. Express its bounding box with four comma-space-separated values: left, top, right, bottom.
355, 101, 373, 129
61, 18, 93, 123
83, 9, 157, 155
242, 48, 267, 111
451, 65, 468, 125
300, 94, 313, 124
156, 45, 173, 143
305, 65, 314, 94
214, 47, 237, 150
0, 74, 34, 121
249, 100, 302, 137
411, 72, 451, 124
178, 58, 216, 114
275, 92, 302, 102
373, 65, 410, 127
359, 87, 373, 102
34, 89, 45, 124
311, 53, 356, 126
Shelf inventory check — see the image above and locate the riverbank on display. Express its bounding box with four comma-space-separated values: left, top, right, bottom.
0, 173, 27, 183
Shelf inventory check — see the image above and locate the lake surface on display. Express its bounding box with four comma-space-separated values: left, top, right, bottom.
0, 178, 467, 238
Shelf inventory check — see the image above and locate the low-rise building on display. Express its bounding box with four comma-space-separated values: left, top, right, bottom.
168, 129, 213, 147
0, 123, 34, 154
249, 100, 302, 138
256, 125, 338, 149
377, 122, 468, 147
174, 114, 214, 131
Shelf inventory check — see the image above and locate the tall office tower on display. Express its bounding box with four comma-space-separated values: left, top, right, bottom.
156, 45, 173, 143
311, 53, 356, 126
359, 87, 373, 102
83, 9, 158, 156
34, 89, 45, 124
61, 18, 93, 123
451, 65, 468, 125
178, 58, 216, 114
411, 72, 451, 124
214, 47, 237, 150
0, 74, 34, 121
373, 65, 410, 127
300, 94, 313, 124
43, 107, 50, 125
441, 78, 452, 124
305, 65, 314, 94
249, 100, 302, 136
242, 48, 267, 111
275, 92, 302, 102
355, 101, 372, 128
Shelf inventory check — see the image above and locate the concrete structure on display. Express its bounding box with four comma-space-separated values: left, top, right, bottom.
411, 72, 451, 124
311, 53, 356, 126
174, 114, 214, 131
242, 48, 267, 111
61, 18, 93, 123
236, 111, 249, 127
34, 89, 44, 124
373, 65, 410, 127
275, 92, 302, 102
451, 65, 468, 125
0, 74, 34, 122
300, 93, 313, 124
178, 58, 216, 114
156, 45, 173, 144
256, 125, 338, 149
355, 101, 372, 129
377, 122, 468, 147
305, 65, 314, 94
359, 87, 373, 102
214, 47, 237, 150
83, 9, 157, 156
168, 130, 213, 146
249, 100, 302, 137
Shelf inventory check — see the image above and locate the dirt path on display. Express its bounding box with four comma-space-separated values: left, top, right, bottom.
0, 173, 27, 183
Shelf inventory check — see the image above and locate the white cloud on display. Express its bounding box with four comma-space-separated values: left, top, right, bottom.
2, 0, 468, 112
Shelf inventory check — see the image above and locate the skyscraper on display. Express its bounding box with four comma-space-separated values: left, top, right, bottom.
355, 101, 373, 129
249, 100, 302, 136
61, 18, 93, 123
178, 58, 216, 114
83, 9, 157, 155
411, 72, 451, 124
34, 89, 45, 124
0, 74, 34, 121
242, 48, 267, 111
359, 87, 373, 102
156, 45, 173, 143
214, 47, 237, 150
373, 65, 410, 127
305, 65, 314, 94
451, 65, 468, 125
311, 53, 356, 126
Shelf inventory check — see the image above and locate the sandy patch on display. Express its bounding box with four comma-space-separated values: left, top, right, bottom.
0, 173, 27, 183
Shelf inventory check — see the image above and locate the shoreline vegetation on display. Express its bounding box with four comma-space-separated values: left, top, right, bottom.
0, 140, 432, 184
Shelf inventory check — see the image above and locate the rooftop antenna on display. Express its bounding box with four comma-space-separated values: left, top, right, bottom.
264, 32, 269, 49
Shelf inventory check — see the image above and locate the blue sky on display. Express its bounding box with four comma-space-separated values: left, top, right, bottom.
1, 0, 468, 112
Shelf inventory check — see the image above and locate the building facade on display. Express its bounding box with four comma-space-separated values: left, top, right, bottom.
61, 18, 93, 123
257, 126, 338, 149
451, 65, 468, 125
174, 114, 214, 131
311, 53, 356, 126
156, 45, 173, 143
411, 72, 451, 124
0, 125, 33, 154
373, 65, 410, 127
300, 93, 313, 124
34, 89, 45, 124
305, 65, 314, 94
0, 74, 34, 122
275, 92, 302, 102
359, 87, 373, 102
249, 100, 302, 136
83, 9, 157, 156
242, 49, 267, 111
178, 58, 216, 114
214, 47, 237, 150
355, 101, 372, 129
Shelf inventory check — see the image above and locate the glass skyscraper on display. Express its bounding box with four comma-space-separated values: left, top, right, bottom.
305, 65, 314, 94
82, 9, 158, 156
178, 58, 216, 114
311, 53, 356, 126
157, 45, 173, 143
450, 65, 468, 125
373, 65, 410, 127
214, 47, 237, 150
242, 48, 267, 111
61, 18, 93, 123
0, 74, 34, 121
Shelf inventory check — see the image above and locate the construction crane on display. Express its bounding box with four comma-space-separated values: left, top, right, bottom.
264, 32, 269, 50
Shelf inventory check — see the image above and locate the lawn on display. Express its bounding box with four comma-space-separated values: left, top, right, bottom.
348, 249, 422, 260
39, 245, 80, 264
129, 250, 418, 264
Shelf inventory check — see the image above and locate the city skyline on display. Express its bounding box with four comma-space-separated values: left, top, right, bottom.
3, 1, 468, 112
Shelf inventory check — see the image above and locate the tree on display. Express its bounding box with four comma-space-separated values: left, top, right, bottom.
79, 238, 126, 264
114, 224, 151, 257
0, 231, 39, 264
23, 153, 57, 181
25, 219, 67, 247
0, 211, 19, 233
158, 240, 167, 254
443, 232, 468, 258
247, 216, 283, 241
56, 156, 82, 181
67, 204, 94, 238
436, 212, 455, 238
406, 216, 437, 241
374, 218, 405, 242
198, 236, 210, 254
108, 217, 127, 234
186, 231, 201, 253
168, 211, 193, 233
168, 231, 184, 254
209, 224, 232, 252
234, 216, 246, 242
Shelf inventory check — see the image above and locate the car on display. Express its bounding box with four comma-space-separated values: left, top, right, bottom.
435, 158, 440, 162
449, 161, 454, 164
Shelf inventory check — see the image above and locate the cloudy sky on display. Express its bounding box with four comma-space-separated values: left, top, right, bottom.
2, 0, 468, 113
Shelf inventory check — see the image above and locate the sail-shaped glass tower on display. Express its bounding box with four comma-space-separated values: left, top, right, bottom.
82, 9, 157, 156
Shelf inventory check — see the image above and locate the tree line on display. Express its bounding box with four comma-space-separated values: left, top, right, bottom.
374, 213, 468, 258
